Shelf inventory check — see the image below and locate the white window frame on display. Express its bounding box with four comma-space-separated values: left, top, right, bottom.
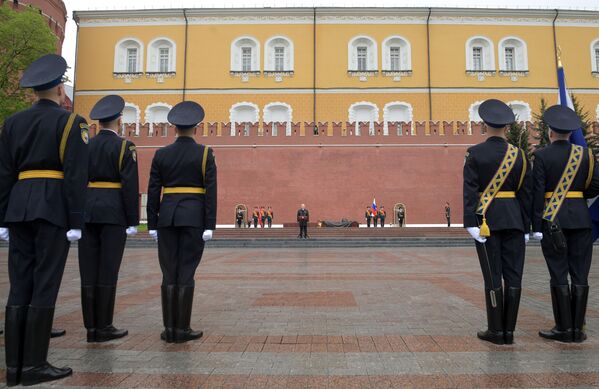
229, 102, 260, 136
348, 101, 379, 136
147, 37, 176, 73
263, 102, 293, 136
591, 39, 599, 73
498, 36, 528, 72
382, 36, 412, 71
121, 102, 141, 135
114, 37, 144, 73
264, 36, 294, 72
507, 100, 532, 122
348, 36, 378, 71
231, 36, 260, 72
145, 102, 172, 135
383, 102, 413, 136
465, 36, 495, 72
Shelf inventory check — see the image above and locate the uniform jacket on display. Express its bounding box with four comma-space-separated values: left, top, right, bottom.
0, 99, 89, 229
463, 136, 532, 232
532, 140, 599, 231
297, 208, 309, 225
147, 137, 217, 230
85, 130, 139, 226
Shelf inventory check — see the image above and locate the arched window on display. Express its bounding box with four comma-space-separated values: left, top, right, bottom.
264, 36, 294, 72
382, 36, 411, 71
122, 102, 140, 135
348, 102, 379, 135
263, 102, 292, 136
465, 36, 495, 72
230, 102, 259, 136
591, 39, 599, 74
147, 37, 176, 73
230, 36, 260, 72
145, 102, 172, 135
348, 36, 377, 71
383, 102, 413, 135
498, 37, 528, 72
114, 38, 143, 73
507, 101, 531, 122
469, 101, 484, 122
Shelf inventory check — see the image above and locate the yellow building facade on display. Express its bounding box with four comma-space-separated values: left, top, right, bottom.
73, 7, 599, 129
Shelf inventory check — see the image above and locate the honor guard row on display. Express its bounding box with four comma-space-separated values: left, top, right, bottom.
0, 54, 217, 387
463, 99, 599, 346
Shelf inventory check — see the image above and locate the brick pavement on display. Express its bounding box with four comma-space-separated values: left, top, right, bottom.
0, 245, 598, 388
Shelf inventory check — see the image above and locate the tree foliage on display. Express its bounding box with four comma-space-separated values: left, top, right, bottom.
506, 120, 531, 158
0, 4, 56, 125
531, 98, 550, 150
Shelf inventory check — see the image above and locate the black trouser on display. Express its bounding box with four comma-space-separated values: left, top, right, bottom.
373, 217, 378, 227
78, 223, 126, 287
236, 219, 242, 228
398, 217, 404, 227
299, 223, 308, 238
380, 218, 385, 227
541, 227, 592, 286
253, 218, 258, 228
7, 220, 70, 306
366, 218, 371, 227
474, 229, 525, 289
158, 227, 205, 286
267, 217, 272, 228
447, 217, 451, 227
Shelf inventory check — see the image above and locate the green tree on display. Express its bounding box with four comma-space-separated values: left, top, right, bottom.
571, 94, 599, 156
532, 98, 550, 150
0, 4, 57, 125
506, 120, 531, 158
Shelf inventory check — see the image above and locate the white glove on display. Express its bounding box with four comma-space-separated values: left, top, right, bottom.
126, 226, 138, 236
0, 227, 9, 242
532, 232, 543, 241
202, 230, 213, 241
66, 229, 82, 242
148, 230, 158, 242
466, 227, 487, 243
524, 233, 530, 243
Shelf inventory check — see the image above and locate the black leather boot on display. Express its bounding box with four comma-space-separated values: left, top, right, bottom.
50, 329, 66, 338
504, 287, 521, 344
174, 286, 203, 343
81, 286, 96, 342
572, 285, 589, 343
94, 286, 128, 342
20, 306, 72, 386
5, 306, 27, 386
477, 288, 505, 345
539, 285, 573, 343
160, 285, 176, 343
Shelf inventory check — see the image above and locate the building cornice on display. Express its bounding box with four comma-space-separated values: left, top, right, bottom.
73, 7, 599, 27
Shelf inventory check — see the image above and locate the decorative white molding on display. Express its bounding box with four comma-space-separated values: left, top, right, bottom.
264, 35, 294, 73
382, 35, 412, 75
263, 102, 293, 136
498, 36, 528, 74
591, 39, 599, 73
596, 104, 599, 121
348, 35, 378, 74
122, 102, 141, 135
231, 36, 260, 74
383, 101, 414, 135
114, 37, 144, 74
144, 102, 172, 134
147, 37, 176, 73
465, 36, 495, 77
499, 70, 529, 81
507, 100, 532, 122
229, 102, 260, 136
348, 101, 379, 135
468, 100, 485, 123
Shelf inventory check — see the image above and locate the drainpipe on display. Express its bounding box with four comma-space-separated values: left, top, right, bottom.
313, 7, 317, 134
72, 12, 80, 113
183, 9, 189, 101
552, 9, 559, 84
426, 7, 432, 121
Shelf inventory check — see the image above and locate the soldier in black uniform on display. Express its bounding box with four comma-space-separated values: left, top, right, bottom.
297, 204, 309, 238
0, 54, 88, 386
463, 99, 532, 345
532, 105, 599, 343
78, 95, 139, 343
147, 101, 217, 343
365, 207, 372, 227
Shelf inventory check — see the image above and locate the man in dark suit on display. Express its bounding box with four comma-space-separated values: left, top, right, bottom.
397, 207, 405, 227
78, 95, 139, 343
297, 204, 309, 239
445, 202, 451, 227
532, 105, 599, 343
0, 54, 88, 386
463, 99, 532, 345
147, 101, 217, 344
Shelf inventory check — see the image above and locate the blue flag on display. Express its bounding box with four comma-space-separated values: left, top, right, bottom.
557, 64, 599, 241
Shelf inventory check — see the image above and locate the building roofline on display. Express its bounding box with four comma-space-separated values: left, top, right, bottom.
73, 6, 599, 23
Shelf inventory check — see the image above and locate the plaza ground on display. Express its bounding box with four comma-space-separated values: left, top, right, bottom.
0, 244, 598, 388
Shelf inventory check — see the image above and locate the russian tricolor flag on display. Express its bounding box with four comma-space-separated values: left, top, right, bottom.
557, 62, 599, 241
372, 198, 377, 212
